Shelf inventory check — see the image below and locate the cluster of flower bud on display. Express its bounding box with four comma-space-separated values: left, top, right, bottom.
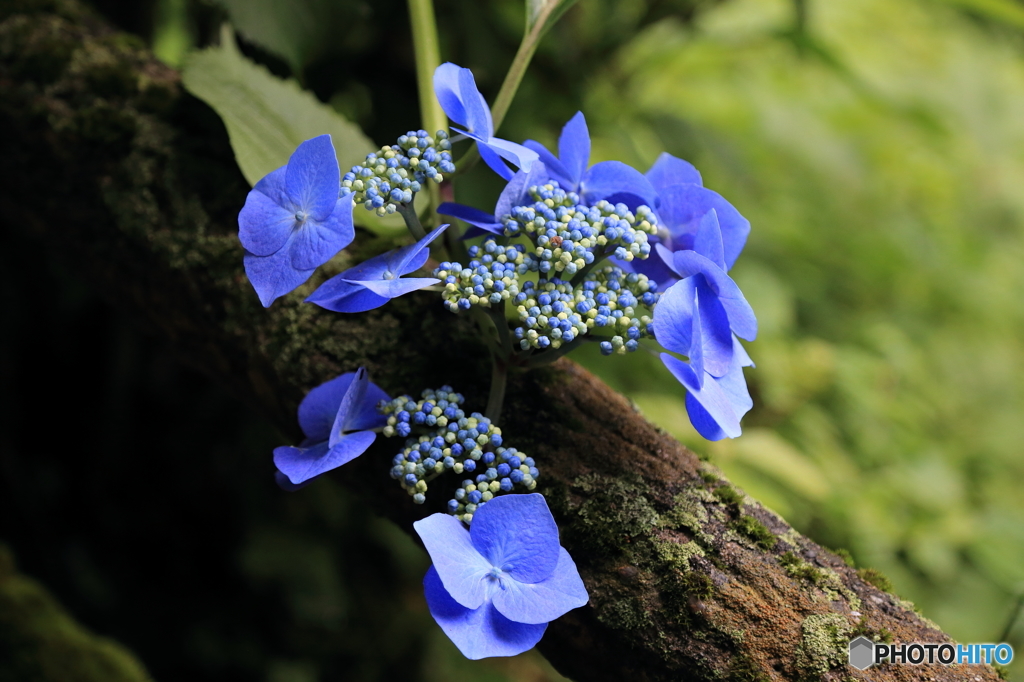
433, 241, 525, 312
341, 130, 455, 216
584, 266, 658, 354
510, 266, 658, 352
449, 448, 539, 524
380, 387, 538, 518
379, 386, 466, 439
512, 279, 587, 350
501, 185, 658, 273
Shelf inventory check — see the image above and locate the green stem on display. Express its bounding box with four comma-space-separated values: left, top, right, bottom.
407, 0, 446, 137
490, 26, 541, 134
470, 306, 504, 357
397, 203, 427, 240
407, 0, 446, 228
455, 1, 568, 174
485, 357, 508, 423
488, 305, 514, 356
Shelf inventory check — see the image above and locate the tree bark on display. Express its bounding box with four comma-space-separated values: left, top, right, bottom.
0, 2, 1001, 680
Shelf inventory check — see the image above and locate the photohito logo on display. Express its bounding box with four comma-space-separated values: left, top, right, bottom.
848, 637, 1014, 670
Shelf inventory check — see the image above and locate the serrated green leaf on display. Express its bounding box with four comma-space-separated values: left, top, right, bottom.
180, 27, 404, 235
525, 0, 579, 38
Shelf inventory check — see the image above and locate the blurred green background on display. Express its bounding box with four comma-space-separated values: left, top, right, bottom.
3, 0, 1024, 679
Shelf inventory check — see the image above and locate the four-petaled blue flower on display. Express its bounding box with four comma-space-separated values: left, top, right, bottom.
239, 135, 355, 307
414, 493, 589, 659
653, 209, 756, 439
306, 224, 449, 313
634, 152, 750, 287
524, 111, 659, 210
434, 63, 539, 181
273, 368, 390, 486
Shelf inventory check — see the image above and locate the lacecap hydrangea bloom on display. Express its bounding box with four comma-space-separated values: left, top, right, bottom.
652, 209, 756, 439
306, 225, 448, 313
239, 135, 355, 307
273, 368, 389, 486
634, 152, 750, 286
524, 111, 658, 210
414, 494, 588, 659
434, 63, 538, 179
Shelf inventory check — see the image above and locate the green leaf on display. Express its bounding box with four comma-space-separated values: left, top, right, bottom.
212, 0, 342, 75
180, 26, 404, 235
525, 0, 579, 38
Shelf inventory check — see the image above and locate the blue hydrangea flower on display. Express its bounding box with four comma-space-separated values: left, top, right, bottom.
661, 336, 754, 440
305, 225, 448, 313
634, 152, 750, 286
414, 493, 588, 659
523, 111, 658, 210
652, 210, 756, 439
273, 368, 389, 486
653, 209, 757, 358
434, 63, 539, 181
437, 162, 550, 238
239, 135, 354, 307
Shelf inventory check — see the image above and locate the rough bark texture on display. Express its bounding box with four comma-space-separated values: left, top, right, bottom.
0, 2, 1003, 681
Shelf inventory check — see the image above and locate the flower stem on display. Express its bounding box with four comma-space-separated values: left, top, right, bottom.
485, 356, 508, 423
407, 0, 446, 227
407, 0, 446, 137
397, 203, 427, 240
488, 306, 514, 356
455, 2, 571, 174
490, 30, 540, 135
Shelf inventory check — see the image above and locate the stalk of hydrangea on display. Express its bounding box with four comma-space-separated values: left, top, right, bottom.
414, 494, 588, 659
433, 63, 539, 180
305, 224, 448, 313
523, 111, 659, 210
273, 368, 390, 486
238, 135, 355, 307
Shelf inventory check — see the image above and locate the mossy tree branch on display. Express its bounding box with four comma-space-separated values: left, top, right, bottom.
0, 3, 1000, 680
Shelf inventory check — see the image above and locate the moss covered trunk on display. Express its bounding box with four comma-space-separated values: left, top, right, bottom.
0, 2, 1001, 680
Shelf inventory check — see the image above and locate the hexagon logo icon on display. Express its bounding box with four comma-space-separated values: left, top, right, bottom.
849, 636, 875, 670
